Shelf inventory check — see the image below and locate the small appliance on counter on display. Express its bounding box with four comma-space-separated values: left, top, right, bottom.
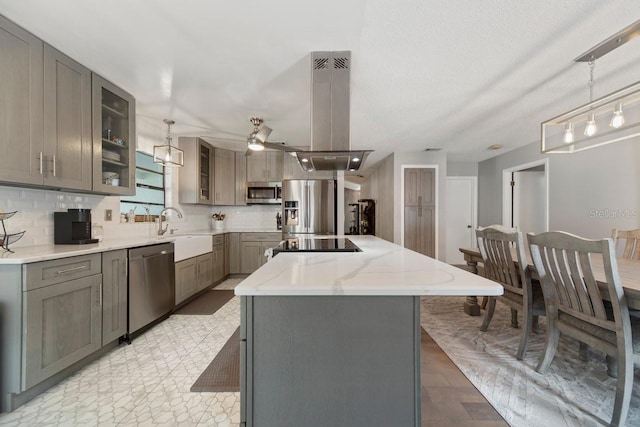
54, 208, 99, 244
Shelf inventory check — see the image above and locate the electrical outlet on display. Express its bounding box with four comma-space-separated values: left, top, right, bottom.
105, 209, 112, 221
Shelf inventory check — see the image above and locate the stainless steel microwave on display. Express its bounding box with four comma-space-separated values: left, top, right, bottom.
246, 182, 282, 204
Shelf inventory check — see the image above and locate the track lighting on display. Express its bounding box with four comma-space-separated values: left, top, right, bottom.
610, 103, 625, 128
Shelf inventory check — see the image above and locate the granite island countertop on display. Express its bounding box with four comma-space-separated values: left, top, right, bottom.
234, 235, 503, 297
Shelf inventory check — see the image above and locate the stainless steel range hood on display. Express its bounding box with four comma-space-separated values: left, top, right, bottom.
296, 51, 372, 172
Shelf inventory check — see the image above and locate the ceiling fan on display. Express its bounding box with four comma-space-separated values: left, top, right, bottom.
245, 117, 299, 156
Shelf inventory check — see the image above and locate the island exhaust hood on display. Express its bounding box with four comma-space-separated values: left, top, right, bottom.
295, 51, 372, 172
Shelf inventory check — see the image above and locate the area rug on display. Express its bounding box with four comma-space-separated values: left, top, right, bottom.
174, 290, 235, 315
191, 327, 241, 392
421, 296, 640, 427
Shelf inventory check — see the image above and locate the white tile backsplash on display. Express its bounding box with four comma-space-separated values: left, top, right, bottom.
0, 185, 281, 248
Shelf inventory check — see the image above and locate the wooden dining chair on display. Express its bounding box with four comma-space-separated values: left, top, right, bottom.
611, 228, 640, 260
527, 231, 640, 427
476, 226, 545, 360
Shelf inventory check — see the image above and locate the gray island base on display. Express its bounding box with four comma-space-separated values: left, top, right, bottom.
241, 295, 421, 427
235, 235, 503, 427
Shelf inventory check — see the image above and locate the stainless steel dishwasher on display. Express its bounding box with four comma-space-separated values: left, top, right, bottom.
128, 242, 175, 338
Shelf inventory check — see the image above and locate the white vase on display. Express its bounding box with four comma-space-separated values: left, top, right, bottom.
214, 220, 224, 231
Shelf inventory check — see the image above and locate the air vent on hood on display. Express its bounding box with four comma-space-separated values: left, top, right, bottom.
296, 51, 372, 171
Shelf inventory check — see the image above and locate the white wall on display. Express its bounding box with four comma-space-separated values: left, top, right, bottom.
478, 138, 640, 239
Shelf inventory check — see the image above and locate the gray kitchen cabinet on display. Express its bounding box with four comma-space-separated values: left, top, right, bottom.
175, 257, 198, 305
0, 15, 44, 186
240, 233, 282, 274
240, 240, 264, 274
0, 17, 93, 192
23, 255, 103, 390
179, 137, 215, 205
235, 153, 247, 205
175, 252, 214, 305
224, 233, 231, 277
213, 235, 225, 283
43, 44, 93, 191
91, 74, 136, 196
246, 151, 283, 182
214, 148, 236, 205
102, 250, 128, 345
229, 232, 241, 274
197, 253, 214, 292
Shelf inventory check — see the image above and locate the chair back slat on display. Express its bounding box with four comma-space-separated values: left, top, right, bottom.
476, 226, 526, 291
528, 232, 628, 329
612, 228, 640, 260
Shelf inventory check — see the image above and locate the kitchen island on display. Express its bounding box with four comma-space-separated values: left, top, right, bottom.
234, 235, 502, 427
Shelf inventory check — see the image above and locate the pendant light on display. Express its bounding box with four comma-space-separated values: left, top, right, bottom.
609, 102, 625, 128
583, 59, 597, 137
563, 123, 574, 143
541, 19, 640, 153
153, 119, 184, 167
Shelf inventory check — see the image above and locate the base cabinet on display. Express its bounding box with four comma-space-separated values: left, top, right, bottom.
197, 253, 214, 292
23, 273, 102, 390
102, 250, 128, 345
175, 252, 214, 305
240, 233, 281, 274
229, 233, 241, 274
213, 235, 225, 283
241, 296, 421, 426
175, 257, 197, 305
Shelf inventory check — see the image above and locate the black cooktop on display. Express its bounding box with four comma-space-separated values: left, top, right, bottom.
273, 237, 361, 254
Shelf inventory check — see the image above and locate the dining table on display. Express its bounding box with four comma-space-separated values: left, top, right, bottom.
459, 246, 640, 315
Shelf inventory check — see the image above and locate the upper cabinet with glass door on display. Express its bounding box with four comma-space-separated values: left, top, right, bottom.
92, 74, 136, 195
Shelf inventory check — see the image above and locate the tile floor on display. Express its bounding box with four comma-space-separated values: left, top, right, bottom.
0, 278, 504, 426
0, 279, 243, 427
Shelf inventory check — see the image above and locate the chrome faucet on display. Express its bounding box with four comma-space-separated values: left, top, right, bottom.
158, 207, 183, 236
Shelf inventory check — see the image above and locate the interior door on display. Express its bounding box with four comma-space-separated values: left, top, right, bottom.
403, 168, 435, 257
445, 177, 476, 263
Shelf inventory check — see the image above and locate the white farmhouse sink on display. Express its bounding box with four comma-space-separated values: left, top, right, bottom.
173, 235, 213, 262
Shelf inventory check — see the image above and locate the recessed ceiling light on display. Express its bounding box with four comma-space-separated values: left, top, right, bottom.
488, 144, 503, 150
352, 157, 360, 162
301, 158, 309, 163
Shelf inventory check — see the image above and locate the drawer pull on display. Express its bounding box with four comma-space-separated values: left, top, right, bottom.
56, 265, 87, 275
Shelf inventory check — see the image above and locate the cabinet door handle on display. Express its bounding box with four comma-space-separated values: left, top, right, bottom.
38, 152, 43, 175
56, 265, 87, 274
51, 154, 56, 177
96, 283, 102, 307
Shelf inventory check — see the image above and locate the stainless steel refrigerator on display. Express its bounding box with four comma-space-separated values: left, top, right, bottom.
282, 179, 336, 237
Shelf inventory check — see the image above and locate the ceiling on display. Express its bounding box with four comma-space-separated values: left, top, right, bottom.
1, 1, 640, 173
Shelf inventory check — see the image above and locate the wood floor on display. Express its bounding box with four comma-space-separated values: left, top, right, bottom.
421, 330, 508, 427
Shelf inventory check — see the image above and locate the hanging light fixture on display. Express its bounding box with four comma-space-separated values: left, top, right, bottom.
583, 59, 598, 137
153, 119, 184, 167
541, 19, 640, 153
247, 117, 268, 151
610, 102, 625, 128
563, 123, 574, 143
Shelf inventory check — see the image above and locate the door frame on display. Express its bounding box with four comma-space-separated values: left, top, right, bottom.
501, 158, 549, 232
445, 176, 478, 257
400, 164, 439, 258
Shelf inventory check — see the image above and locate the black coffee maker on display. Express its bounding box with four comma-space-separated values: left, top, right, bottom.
54, 209, 98, 244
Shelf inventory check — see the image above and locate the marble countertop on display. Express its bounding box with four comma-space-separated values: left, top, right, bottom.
234, 235, 503, 297
0, 228, 281, 264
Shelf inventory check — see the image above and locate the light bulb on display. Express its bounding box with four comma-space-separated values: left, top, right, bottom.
610, 103, 625, 128
584, 114, 597, 137
563, 123, 574, 143
247, 138, 265, 151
